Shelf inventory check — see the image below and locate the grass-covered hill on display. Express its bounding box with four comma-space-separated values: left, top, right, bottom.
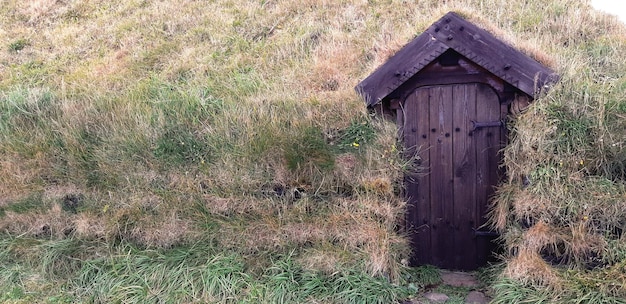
1, 0, 625, 303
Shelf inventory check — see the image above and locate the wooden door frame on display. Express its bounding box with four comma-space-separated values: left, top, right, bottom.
397, 80, 511, 269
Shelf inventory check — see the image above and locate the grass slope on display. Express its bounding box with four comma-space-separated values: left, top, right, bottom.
1, 0, 625, 302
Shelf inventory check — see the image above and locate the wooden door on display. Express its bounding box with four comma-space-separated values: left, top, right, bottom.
404, 83, 506, 270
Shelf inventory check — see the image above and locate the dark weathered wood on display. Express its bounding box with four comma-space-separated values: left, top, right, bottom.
360, 11, 559, 270
416, 88, 432, 267
473, 83, 502, 266
402, 91, 417, 259
452, 83, 477, 269
404, 87, 432, 265
427, 12, 559, 98
404, 83, 503, 270
392, 56, 508, 103
355, 11, 559, 107
428, 86, 455, 268
355, 34, 449, 107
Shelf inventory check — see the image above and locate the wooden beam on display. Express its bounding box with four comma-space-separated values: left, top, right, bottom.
427, 12, 559, 97
355, 33, 449, 107
355, 11, 559, 107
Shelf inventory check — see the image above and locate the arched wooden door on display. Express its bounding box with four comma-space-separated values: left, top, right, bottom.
404, 83, 506, 270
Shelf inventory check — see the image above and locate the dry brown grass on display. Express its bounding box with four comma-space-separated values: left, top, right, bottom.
206, 190, 408, 279
511, 191, 553, 225
127, 211, 199, 249
0, 155, 44, 206
73, 212, 106, 240
522, 221, 561, 253
0, 204, 72, 238
565, 221, 607, 263
504, 248, 563, 287
1, 0, 626, 300
298, 246, 352, 274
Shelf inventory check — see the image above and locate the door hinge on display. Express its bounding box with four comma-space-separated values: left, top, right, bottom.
470, 120, 504, 132
473, 228, 499, 237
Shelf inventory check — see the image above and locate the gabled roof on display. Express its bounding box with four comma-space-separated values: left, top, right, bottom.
355, 12, 559, 107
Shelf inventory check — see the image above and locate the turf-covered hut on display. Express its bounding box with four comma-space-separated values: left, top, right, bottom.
355, 12, 558, 270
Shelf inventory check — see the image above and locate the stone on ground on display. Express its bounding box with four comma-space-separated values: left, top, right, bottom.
465, 290, 491, 304
440, 270, 480, 287
423, 292, 450, 303
407, 271, 491, 303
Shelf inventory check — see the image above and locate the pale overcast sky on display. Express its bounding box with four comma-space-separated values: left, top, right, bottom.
591, 0, 626, 23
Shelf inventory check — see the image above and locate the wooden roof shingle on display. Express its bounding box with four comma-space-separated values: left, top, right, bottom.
355, 12, 559, 107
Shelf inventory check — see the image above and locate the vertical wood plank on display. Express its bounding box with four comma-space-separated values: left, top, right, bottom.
416, 87, 433, 266
403, 95, 416, 238
405, 88, 432, 266
452, 83, 477, 270
429, 86, 454, 268
499, 102, 509, 181
474, 83, 501, 265
402, 97, 417, 252
406, 82, 505, 270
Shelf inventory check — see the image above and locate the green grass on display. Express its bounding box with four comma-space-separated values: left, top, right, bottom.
492, 277, 626, 304
1, 0, 626, 302
0, 237, 417, 303
491, 279, 554, 304
0, 193, 44, 215
284, 126, 335, 171
73, 245, 249, 303
153, 123, 214, 166
403, 265, 442, 288
431, 285, 474, 304
8, 39, 29, 53
335, 118, 377, 152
